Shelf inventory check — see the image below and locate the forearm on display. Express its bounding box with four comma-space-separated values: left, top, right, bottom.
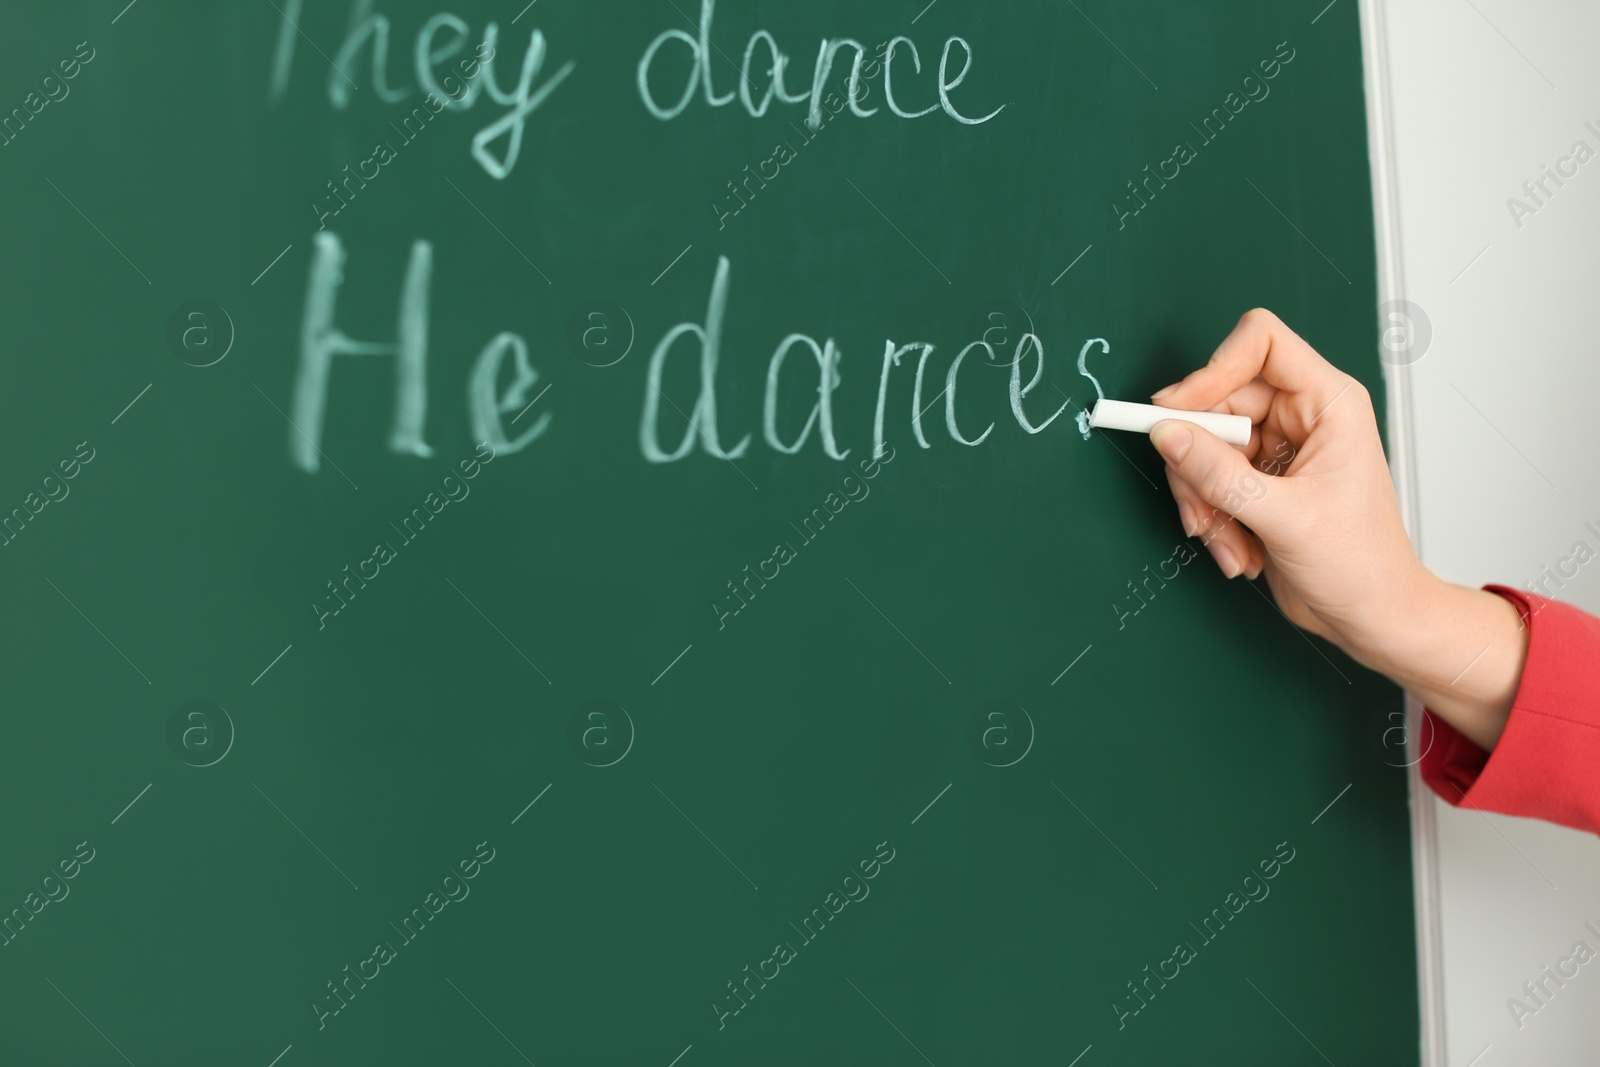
1341, 575, 1528, 751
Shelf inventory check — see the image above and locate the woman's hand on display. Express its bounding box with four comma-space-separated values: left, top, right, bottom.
1148, 309, 1526, 750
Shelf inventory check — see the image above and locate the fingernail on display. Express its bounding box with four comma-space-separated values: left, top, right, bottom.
1209, 542, 1241, 578
1150, 384, 1177, 400
1149, 421, 1192, 464
1178, 499, 1196, 537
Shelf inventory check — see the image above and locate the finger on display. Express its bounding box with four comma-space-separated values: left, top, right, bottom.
1253, 426, 1298, 475
1157, 376, 1273, 468
1164, 467, 1266, 579
1154, 380, 1271, 465
1195, 503, 1266, 579
1238, 525, 1267, 580
1154, 374, 1277, 426
1150, 418, 1295, 541
1199, 377, 1278, 423
1163, 464, 1209, 537
1149, 308, 1352, 417
1187, 501, 1263, 579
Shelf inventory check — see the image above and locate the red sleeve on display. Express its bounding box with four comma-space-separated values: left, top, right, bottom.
1420, 585, 1600, 834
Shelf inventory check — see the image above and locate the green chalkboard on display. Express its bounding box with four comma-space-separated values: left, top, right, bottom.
0, 1, 1417, 1063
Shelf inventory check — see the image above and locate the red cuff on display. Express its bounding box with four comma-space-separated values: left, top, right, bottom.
1420, 585, 1600, 835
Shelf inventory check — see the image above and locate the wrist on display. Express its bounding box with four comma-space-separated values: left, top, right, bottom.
1334, 559, 1444, 675
1352, 576, 1527, 751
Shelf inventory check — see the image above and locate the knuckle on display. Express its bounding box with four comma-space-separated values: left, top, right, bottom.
1332, 376, 1373, 418
1240, 307, 1280, 331
1197, 457, 1233, 508
1198, 506, 1234, 543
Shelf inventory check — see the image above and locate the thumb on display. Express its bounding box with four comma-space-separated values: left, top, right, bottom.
1149, 419, 1288, 536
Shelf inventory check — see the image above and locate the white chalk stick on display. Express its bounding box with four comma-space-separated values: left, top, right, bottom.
1088, 399, 1252, 447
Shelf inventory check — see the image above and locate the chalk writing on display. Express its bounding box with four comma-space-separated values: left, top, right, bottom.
289, 234, 550, 473
284, 247, 1094, 475
1011, 333, 1071, 434
640, 257, 1086, 466
1074, 337, 1111, 439
468, 333, 550, 454
639, 256, 750, 463
763, 334, 848, 458
268, 1, 571, 179
291, 233, 433, 472
712, 39, 889, 231
638, 0, 1002, 129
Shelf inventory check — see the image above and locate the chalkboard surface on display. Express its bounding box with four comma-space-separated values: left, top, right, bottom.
0, 2, 1417, 1064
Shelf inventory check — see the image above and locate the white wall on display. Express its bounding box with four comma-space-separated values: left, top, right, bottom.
1366, 1, 1600, 1064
